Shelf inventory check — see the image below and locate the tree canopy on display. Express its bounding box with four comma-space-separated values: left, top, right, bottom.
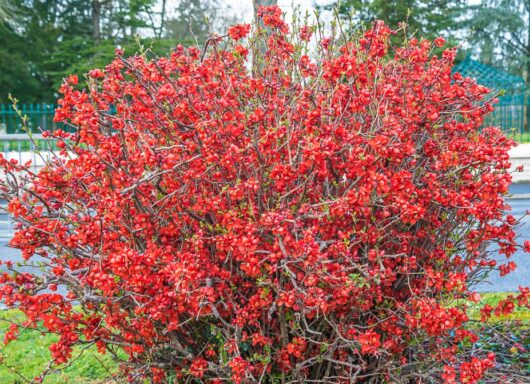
324, 0, 465, 44
2, 0, 529, 103
325, 0, 528, 83
0, 0, 233, 103
468, 0, 529, 81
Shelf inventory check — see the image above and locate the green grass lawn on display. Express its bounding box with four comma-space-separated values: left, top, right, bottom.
0, 293, 527, 383
468, 292, 530, 322
513, 132, 530, 143
0, 310, 119, 383
0, 140, 59, 153
0, 131, 529, 154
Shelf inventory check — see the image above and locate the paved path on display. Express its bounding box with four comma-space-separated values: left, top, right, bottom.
0, 185, 529, 293
474, 196, 530, 292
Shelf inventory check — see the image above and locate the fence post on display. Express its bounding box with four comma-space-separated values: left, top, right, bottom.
41, 103, 46, 131
50, 104, 55, 132
0, 104, 4, 134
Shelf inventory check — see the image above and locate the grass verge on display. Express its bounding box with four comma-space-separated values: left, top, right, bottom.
0, 310, 119, 383
0, 293, 527, 383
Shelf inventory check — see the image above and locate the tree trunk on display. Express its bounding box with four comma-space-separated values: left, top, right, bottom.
251, 0, 277, 76
521, 3, 530, 133
159, 0, 167, 39
92, 0, 101, 44
253, 0, 277, 23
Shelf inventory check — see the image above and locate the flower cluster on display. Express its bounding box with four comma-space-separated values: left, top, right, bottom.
0, 6, 527, 383
227, 24, 251, 41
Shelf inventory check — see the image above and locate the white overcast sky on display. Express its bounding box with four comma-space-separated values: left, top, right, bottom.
210, 0, 481, 23
155, 1, 333, 26
155, 0, 500, 47
226, 0, 330, 23
226, 0, 484, 22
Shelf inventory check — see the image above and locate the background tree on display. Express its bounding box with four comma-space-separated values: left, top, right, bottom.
0, 0, 15, 21
0, 21, 45, 101
253, 0, 277, 23
164, 0, 222, 44
468, 0, 529, 80
466, 0, 530, 131
0, 0, 234, 103
322, 0, 465, 45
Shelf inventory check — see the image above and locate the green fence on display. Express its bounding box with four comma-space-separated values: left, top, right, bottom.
452, 57, 528, 140
0, 104, 57, 134
484, 93, 527, 138
1, 101, 529, 141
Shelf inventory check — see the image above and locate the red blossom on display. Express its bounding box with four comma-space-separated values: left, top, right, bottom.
434, 36, 446, 47
299, 25, 313, 41
357, 330, 382, 355
227, 23, 251, 41
442, 365, 457, 383
88, 69, 104, 79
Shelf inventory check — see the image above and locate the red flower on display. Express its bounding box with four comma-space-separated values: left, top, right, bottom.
357, 330, 381, 355
227, 23, 251, 40
88, 69, 104, 79
434, 36, 446, 47
234, 44, 249, 58
258, 5, 288, 33
66, 74, 78, 85
300, 25, 313, 42
441, 365, 456, 383
190, 358, 208, 378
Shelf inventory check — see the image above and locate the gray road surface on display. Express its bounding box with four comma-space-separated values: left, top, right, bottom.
0, 185, 529, 293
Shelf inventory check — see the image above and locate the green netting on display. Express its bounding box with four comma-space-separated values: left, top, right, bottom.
453, 57, 527, 135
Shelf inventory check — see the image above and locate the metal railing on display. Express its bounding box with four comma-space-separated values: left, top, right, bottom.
486, 93, 527, 138
0, 202, 13, 240
0, 104, 58, 134
2, 101, 529, 141
0, 134, 53, 240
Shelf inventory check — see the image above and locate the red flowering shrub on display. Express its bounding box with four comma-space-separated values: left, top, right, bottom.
0, 6, 528, 383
